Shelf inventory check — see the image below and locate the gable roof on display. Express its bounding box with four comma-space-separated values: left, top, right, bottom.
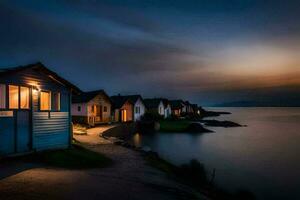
143, 98, 163, 109
72, 90, 111, 104
169, 100, 184, 109
110, 95, 133, 109
121, 95, 142, 104
160, 98, 170, 107
0, 62, 81, 93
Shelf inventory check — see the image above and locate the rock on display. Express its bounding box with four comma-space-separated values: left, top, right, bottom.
185, 123, 213, 133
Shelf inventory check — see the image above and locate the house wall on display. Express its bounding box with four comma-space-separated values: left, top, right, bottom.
0, 67, 71, 156
133, 98, 146, 121
164, 104, 171, 118
121, 101, 133, 122
181, 104, 187, 113
87, 94, 111, 123
158, 101, 165, 116
71, 103, 87, 116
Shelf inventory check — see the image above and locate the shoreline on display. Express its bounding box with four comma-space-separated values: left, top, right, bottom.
101, 125, 255, 200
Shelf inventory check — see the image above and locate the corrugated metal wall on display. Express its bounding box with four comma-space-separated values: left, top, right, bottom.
33, 112, 69, 150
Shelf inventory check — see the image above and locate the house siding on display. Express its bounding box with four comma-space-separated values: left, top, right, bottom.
133, 98, 146, 121
164, 104, 171, 118
158, 101, 165, 116
0, 67, 72, 156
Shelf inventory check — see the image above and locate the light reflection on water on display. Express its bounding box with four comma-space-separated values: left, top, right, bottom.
129, 107, 300, 200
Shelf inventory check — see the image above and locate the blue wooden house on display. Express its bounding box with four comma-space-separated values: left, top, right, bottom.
0, 62, 81, 156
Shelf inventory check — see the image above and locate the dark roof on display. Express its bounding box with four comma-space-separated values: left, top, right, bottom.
110, 95, 133, 109
72, 90, 111, 104
122, 95, 143, 104
160, 98, 170, 107
143, 98, 163, 109
169, 100, 184, 109
184, 101, 191, 106
0, 62, 81, 93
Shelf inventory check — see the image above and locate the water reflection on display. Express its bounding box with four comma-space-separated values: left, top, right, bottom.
128, 107, 300, 200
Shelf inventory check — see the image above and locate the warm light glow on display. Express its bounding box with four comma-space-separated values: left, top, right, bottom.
40, 91, 51, 111
20, 87, 29, 109
9, 85, 19, 109
122, 109, 127, 122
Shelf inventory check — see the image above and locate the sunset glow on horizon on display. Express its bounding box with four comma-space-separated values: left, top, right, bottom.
1, 0, 300, 105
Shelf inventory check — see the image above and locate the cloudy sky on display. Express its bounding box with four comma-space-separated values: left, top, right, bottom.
1, 0, 300, 105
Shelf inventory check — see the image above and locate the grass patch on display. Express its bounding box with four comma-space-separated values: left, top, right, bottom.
24, 144, 112, 169
145, 154, 256, 200
159, 120, 191, 132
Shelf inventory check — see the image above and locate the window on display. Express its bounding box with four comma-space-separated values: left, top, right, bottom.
20, 87, 29, 109
9, 85, 19, 109
40, 91, 51, 111
91, 105, 95, 113
77, 106, 81, 112
53, 92, 60, 111
135, 106, 140, 114
0, 84, 6, 109
103, 106, 107, 112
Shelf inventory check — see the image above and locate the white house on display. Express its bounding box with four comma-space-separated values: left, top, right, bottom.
161, 99, 172, 118
144, 98, 165, 117
124, 95, 146, 121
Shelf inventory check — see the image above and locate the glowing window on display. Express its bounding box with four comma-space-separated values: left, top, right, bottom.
0, 84, 6, 109
53, 92, 60, 111
40, 91, 51, 111
20, 87, 29, 109
9, 85, 19, 109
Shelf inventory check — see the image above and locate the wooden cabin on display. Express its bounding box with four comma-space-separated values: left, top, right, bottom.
110, 95, 133, 122
144, 98, 165, 117
0, 63, 80, 157
169, 100, 185, 116
72, 90, 112, 126
122, 95, 146, 121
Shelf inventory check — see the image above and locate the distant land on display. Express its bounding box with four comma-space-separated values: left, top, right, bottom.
212, 100, 300, 107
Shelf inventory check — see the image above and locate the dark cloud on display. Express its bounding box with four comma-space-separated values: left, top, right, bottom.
0, 0, 300, 105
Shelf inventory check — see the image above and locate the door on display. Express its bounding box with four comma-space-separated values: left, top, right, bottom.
0, 116, 15, 156
121, 109, 127, 122
95, 105, 102, 122
16, 110, 31, 153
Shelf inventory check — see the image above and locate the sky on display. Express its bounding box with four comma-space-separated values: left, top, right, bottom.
1, 0, 300, 106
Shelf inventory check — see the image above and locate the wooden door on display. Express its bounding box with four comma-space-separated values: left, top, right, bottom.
121, 109, 127, 122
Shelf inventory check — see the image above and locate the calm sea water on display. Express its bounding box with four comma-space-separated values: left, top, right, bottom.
129, 107, 300, 200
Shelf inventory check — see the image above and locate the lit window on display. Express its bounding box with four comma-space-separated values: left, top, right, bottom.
9, 85, 19, 109
40, 91, 51, 111
53, 92, 60, 111
20, 87, 29, 109
0, 84, 6, 109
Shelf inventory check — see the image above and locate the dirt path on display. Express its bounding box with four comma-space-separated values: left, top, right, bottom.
0, 126, 208, 200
